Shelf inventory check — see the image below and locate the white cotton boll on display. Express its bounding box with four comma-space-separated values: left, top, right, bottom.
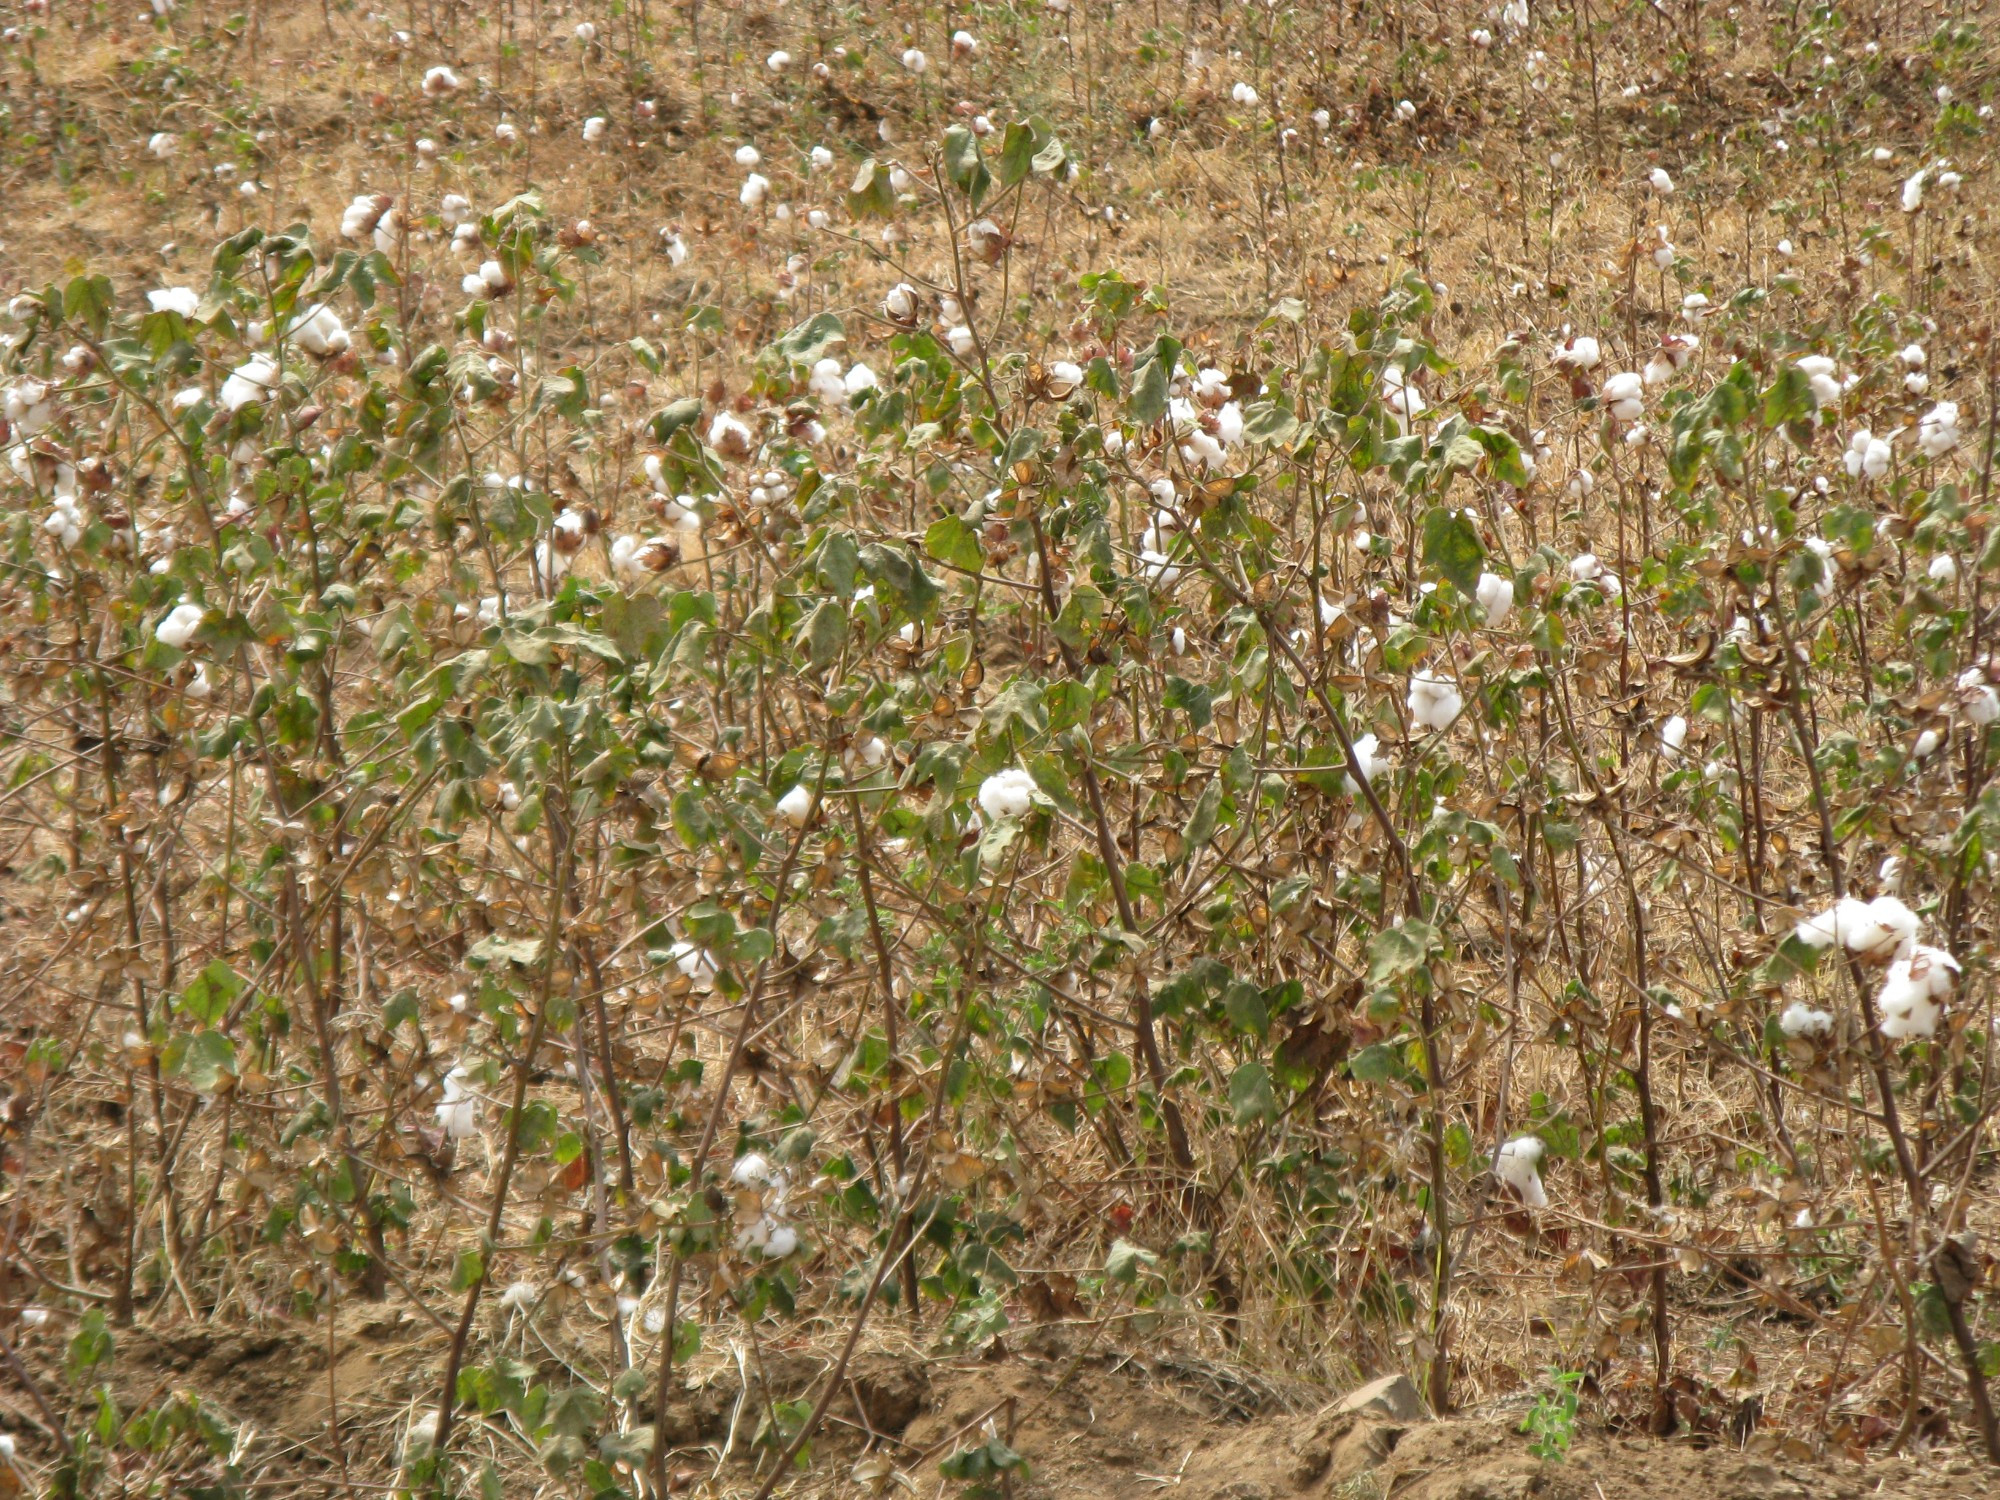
1552, 335, 1601, 371
440, 192, 472, 227
286, 304, 349, 357
1900, 170, 1926, 213
435, 1066, 481, 1138
1779, 1002, 1834, 1040
1795, 354, 1841, 411
1899, 343, 1927, 370
1917, 401, 1959, 459
422, 65, 459, 96
1602, 371, 1644, 421
1496, 1136, 1548, 1209
844, 362, 878, 399
147, 286, 199, 317
978, 767, 1038, 822
775, 783, 814, 826
494, 120, 518, 143
671, 940, 717, 991
1471, 28, 1493, 47
1842, 895, 1921, 960
582, 116, 607, 143
766, 50, 791, 72
1395, 98, 1417, 122
1842, 428, 1891, 480
734, 145, 762, 169
1648, 167, 1674, 195
573, 20, 595, 41
707, 410, 753, 459
1659, 714, 1688, 755
900, 47, 928, 72
763, 1223, 799, 1257
156, 600, 205, 648
1569, 553, 1603, 583
1170, 626, 1188, 655
1644, 354, 1675, 386
499, 1280, 539, 1312
1380, 365, 1426, 432
945, 324, 977, 358
1343, 733, 1384, 793
220, 353, 278, 411
1878, 949, 1956, 1039
1472, 572, 1512, 624
148, 130, 177, 158
882, 282, 919, 323
1913, 727, 1942, 760
478, 259, 508, 292
809, 356, 847, 406
1408, 669, 1463, 731
1231, 81, 1259, 106
731, 1152, 775, 1187
808, 145, 835, 174
1929, 555, 1958, 584
952, 29, 979, 56
1959, 668, 2000, 726
740, 173, 769, 207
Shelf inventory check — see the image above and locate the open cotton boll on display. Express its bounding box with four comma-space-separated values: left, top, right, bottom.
286, 304, 349, 357
155, 601, 206, 649
1231, 81, 1259, 106
762, 1223, 800, 1257
1917, 401, 1960, 459
1844, 895, 1920, 960
951, 28, 979, 55
1792, 895, 1867, 950
1795, 355, 1841, 410
1602, 371, 1644, 421
731, 1151, 778, 1188
1929, 555, 1958, 584
1843, 429, 1891, 480
1957, 667, 2000, 726
1779, 1001, 1834, 1040
843, 363, 878, 399
734, 144, 761, 168
1552, 335, 1601, 371
739, 173, 769, 207
1475, 571, 1514, 624
944, 324, 977, 358
1380, 365, 1426, 432
978, 767, 1038, 822
707, 410, 754, 460
1342, 733, 1385, 795
435, 1064, 481, 1138
1879, 963, 1945, 1040
582, 116, 607, 143
766, 50, 791, 71
1900, 169, 1926, 213
900, 47, 928, 72
1658, 714, 1688, 755
1648, 166, 1675, 195
775, 784, 814, 826
1495, 1136, 1549, 1209
421, 64, 459, 96
148, 130, 177, 158
808, 356, 848, 406
1407, 669, 1464, 731
670, 939, 717, 991
498, 1280, 539, 1313
147, 286, 200, 317
1912, 727, 1942, 760
220, 353, 280, 411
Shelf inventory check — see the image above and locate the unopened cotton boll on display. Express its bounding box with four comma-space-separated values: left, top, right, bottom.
1495, 1136, 1548, 1209
1407, 669, 1463, 731
1779, 1002, 1834, 1039
1602, 371, 1644, 421
978, 767, 1038, 821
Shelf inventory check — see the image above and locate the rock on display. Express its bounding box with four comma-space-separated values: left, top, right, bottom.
1332, 1374, 1428, 1424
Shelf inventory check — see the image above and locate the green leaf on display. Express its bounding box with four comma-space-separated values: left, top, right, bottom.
925, 514, 985, 573
466, 934, 545, 968
942, 125, 991, 209
1129, 336, 1181, 425
773, 311, 846, 367
1422, 506, 1486, 596
798, 599, 849, 668
162, 1030, 238, 1094
1368, 921, 1435, 986
175, 960, 244, 1026
1228, 1061, 1277, 1126
649, 396, 704, 442
1762, 364, 1816, 428
1104, 1237, 1159, 1283
1184, 776, 1222, 851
